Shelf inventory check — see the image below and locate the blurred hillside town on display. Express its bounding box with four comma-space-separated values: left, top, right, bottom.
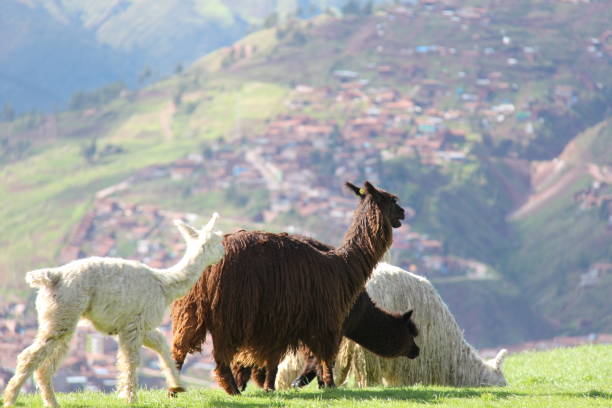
2, 0, 612, 393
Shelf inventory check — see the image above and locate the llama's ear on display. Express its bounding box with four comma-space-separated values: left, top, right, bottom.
345, 182, 364, 198
174, 219, 198, 241
202, 212, 220, 232
402, 310, 414, 321
364, 181, 382, 199
494, 349, 508, 369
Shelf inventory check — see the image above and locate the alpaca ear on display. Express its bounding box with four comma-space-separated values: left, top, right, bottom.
174, 219, 198, 241
202, 212, 220, 233
402, 310, 413, 321
494, 349, 508, 370
345, 182, 364, 198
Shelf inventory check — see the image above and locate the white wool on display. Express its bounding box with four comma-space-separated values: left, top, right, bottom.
277, 262, 507, 389
3, 214, 224, 408
275, 350, 307, 390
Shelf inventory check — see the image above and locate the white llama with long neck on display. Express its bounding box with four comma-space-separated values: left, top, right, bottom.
3, 213, 224, 408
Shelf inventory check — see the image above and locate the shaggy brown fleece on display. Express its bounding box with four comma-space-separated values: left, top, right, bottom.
171, 181, 405, 394
231, 235, 420, 391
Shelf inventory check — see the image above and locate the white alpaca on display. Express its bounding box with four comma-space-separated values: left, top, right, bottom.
276, 262, 507, 389
3, 213, 224, 408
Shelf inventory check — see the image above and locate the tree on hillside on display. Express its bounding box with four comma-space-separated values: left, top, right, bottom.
264, 12, 279, 29
81, 138, 97, 163
342, 0, 362, 16
139, 66, 152, 84
2, 103, 15, 122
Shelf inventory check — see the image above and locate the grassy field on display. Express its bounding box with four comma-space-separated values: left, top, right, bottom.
4, 345, 611, 408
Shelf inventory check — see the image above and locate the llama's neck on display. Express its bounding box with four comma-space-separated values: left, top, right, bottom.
158, 246, 207, 302
343, 295, 405, 357
335, 199, 392, 287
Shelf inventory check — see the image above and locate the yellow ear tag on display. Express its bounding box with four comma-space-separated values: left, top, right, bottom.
359, 188, 366, 195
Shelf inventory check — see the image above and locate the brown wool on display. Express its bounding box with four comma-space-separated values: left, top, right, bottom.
170, 182, 405, 394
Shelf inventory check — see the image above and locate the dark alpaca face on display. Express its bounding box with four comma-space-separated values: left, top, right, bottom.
400, 310, 420, 359
346, 181, 405, 228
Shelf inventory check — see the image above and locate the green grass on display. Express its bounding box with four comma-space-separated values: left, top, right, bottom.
4, 345, 611, 407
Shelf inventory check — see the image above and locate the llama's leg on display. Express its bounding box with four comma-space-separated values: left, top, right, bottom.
3, 302, 79, 408
33, 333, 73, 408
213, 362, 241, 395
211, 337, 240, 395
252, 367, 266, 389
263, 352, 283, 392
319, 360, 336, 388
315, 363, 326, 389
317, 335, 341, 389
307, 334, 339, 389
292, 352, 319, 388
231, 364, 252, 392
116, 326, 143, 404
143, 329, 185, 397
3, 337, 61, 407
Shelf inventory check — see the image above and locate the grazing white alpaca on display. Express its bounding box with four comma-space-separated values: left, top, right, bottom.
277, 262, 508, 388
3, 213, 224, 408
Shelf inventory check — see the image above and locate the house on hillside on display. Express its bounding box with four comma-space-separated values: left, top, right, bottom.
579, 262, 612, 287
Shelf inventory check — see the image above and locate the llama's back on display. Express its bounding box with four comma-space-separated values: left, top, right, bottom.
28, 257, 167, 334
78, 258, 167, 332
338, 263, 506, 387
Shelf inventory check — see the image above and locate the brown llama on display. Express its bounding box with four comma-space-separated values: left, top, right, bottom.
170, 181, 405, 395
230, 235, 420, 391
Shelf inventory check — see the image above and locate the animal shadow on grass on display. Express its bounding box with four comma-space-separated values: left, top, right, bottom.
250, 387, 519, 403
558, 390, 612, 399
196, 396, 277, 408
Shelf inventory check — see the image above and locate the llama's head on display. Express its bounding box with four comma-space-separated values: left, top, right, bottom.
395, 310, 420, 359
174, 212, 225, 264
346, 181, 405, 228
480, 349, 508, 386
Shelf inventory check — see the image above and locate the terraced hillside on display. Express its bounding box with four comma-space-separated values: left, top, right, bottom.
1, 0, 611, 346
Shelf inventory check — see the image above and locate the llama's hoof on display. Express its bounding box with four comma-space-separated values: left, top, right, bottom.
167, 386, 186, 397
118, 389, 137, 403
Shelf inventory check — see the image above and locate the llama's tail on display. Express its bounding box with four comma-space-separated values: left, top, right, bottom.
25, 269, 61, 288
170, 294, 208, 371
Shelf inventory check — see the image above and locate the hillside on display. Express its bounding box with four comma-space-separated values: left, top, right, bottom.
3, 345, 611, 408
507, 119, 612, 336
1, 0, 611, 347
0, 0, 386, 113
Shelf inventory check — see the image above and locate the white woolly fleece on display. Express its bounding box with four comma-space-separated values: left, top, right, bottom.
3, 213, 224, 408
276, 262, 508, 389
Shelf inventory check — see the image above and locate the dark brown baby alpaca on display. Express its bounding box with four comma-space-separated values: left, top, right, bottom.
232, 294, 420, 391
170, 181, 405, 395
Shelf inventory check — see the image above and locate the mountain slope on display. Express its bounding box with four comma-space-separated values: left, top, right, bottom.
0, 0, 388, 113
1, 0, 611, 346
507, 119, 612, 335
